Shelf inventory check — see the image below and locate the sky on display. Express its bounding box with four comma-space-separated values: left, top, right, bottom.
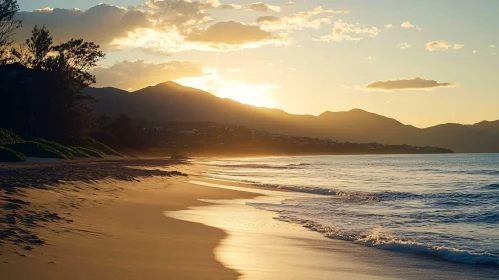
14, 0, 499, 128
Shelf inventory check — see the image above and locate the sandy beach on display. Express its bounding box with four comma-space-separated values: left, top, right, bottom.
1, 159, 498, 279
0, 159, 258, 279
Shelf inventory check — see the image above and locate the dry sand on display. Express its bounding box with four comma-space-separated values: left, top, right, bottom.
0, 160, 257, 280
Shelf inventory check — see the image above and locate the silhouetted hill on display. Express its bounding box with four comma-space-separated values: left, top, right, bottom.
471, 120, 499, 138
86, 83, 499, 153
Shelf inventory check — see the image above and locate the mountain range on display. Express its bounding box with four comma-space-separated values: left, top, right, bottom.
86, 82, 499, 153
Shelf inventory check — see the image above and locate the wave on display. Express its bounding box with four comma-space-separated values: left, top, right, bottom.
413, 168, 499, 176
250, 183, 381, 203
202, 163, 311, 170
271, 215, 499, 266
481, 183, 499, 190
448, 170, 499, 176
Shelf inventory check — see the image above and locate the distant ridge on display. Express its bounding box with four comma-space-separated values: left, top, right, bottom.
86, 82, 499, 153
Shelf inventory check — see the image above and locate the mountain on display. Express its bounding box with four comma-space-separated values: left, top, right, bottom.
470, 120, 499, 138
86, 82, 499, 153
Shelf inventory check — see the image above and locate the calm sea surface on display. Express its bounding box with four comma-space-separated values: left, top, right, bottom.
199, 154, 499, 265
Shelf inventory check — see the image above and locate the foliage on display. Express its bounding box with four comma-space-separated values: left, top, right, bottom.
0, 146, 26, 162
32, 138, 77, 159
72, 147, 106, 158
0, 127, 22, 146
10, 25, 105, 86
107, 114, 143, 149
0, 0, 22, 64
68, 147, 91, 158
6, 141, 69, 160
1, 26, 105, 141
75, 136, 123, 157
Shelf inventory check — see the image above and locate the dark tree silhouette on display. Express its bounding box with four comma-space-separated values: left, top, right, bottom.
0, 0, 22, 63
1, 26, 105, 141
108, 114, 143, 149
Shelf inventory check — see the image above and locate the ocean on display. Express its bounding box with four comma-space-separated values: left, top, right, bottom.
199, 154, 499, 265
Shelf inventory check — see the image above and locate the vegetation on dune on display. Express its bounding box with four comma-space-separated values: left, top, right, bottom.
72, 147, 107, 158
74, 136, 123, 157
68, 147, 91, 158
6, 141, 69, 160
32, 138, 77, 159
0, 146, 27, 162
0, 128, 23, 146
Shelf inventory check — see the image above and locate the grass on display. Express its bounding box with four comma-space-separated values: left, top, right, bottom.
0, 128, 23, 146
0, 127, 121, 161
32, 138, 77, 159
78, 136, 123, 157
6, 141, 69, 160
72, 147, 107, 158
0, 147, 27, 162
69, 148, 91, 158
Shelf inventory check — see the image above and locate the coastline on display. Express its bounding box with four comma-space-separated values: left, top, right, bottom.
1, 158, 498, 279
0, 160, 258, 279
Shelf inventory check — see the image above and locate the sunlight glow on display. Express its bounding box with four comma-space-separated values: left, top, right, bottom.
175, 68, 279, 108
216, 82, 279, 108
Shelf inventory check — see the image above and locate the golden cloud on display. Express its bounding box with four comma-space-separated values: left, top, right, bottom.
316, 20, 380, 42
14, 1, 288, 53
364, 77, 458, 91
426, 40, 464, 51
257, 6, 348, 31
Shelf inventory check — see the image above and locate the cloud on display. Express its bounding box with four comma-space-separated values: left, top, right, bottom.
425, 40, 464, 51
93, 60, 206, 90
185, 20, 286, 48
365, 56, 376, 60
489, 45, 496, 48
285, 2, 294, 6
397, 42, 411, 49
364, 77, 457, 91
401, 21, 414, 28
15, 4, 151, 47
316, 20, 380, 42
14, 1, 287, 54
247, 2, 281, 12
257, 6, 349, 31
385, 21, 421, 30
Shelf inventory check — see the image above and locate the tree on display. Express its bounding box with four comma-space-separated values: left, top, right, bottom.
2, 26, 105, 141
0, 0, 22, 63
25, 25, 52, 69
109, 114, 143, 149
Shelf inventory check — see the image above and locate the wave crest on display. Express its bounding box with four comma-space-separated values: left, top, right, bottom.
274, 216, 499, 265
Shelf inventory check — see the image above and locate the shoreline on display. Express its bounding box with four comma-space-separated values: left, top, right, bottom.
174, 180, 499, 280
1, 159, 498, 279
0, 161, 259, 279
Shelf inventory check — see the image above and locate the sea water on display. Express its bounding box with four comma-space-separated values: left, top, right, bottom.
199, 154, 499, 265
